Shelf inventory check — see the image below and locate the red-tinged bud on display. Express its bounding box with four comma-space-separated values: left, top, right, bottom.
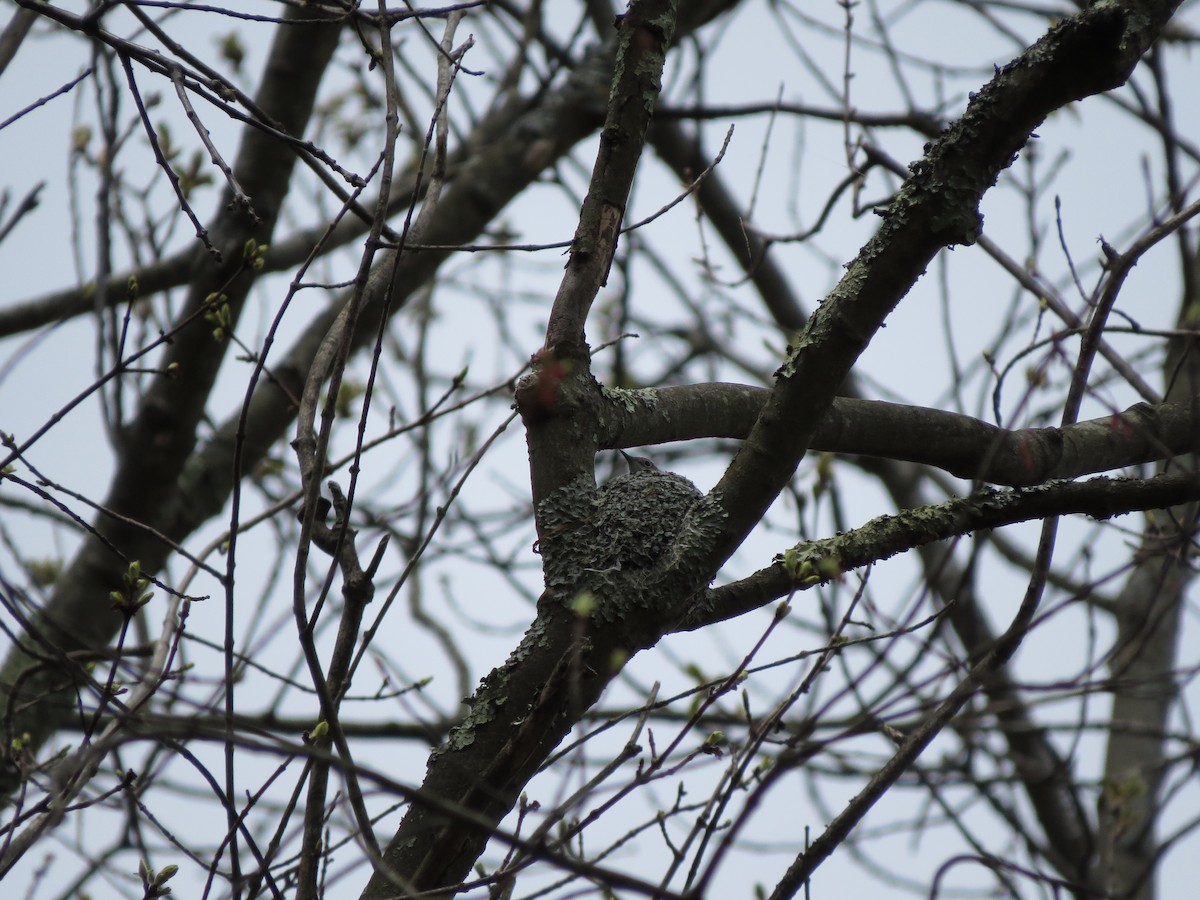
517, 348, 571, 422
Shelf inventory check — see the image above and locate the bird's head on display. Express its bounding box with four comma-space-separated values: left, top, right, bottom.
619, 450, 660, 475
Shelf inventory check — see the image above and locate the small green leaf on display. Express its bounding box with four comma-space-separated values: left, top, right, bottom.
568, 591, 596, 616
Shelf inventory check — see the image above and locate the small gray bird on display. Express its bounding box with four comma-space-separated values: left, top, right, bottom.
588, 449, 702, 573
537, 448, 703, 593
620, 449, 660, 475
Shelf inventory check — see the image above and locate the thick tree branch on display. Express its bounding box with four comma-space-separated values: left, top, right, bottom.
690, 471, 1199, 630
362, 4, 682, 895
600, 385, 1199, 487
702, 1, 1183, 578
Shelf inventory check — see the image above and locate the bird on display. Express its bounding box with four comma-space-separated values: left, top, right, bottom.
593, 450, 702, 573
619, 449, 660, 476
535, 447, 710, 612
